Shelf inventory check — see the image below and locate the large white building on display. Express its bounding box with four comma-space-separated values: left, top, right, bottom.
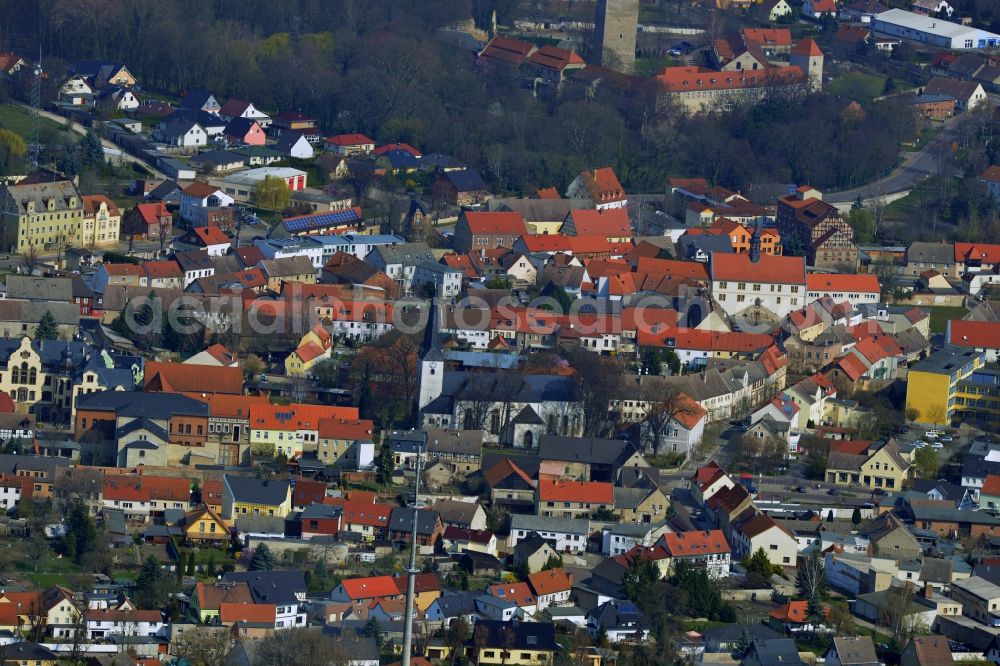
708, 251, 807, 320
872, 9, 1000, 49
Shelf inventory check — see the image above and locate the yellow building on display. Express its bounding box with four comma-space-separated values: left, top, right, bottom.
0, 180, 84, 252
826, 440, 912, 491
474, 621, 557, 665
905, 345, 985, 425
182, 505, 231, 545
221, 474, 291, 521
81, 195, 121, 248
284, 324, 332, 378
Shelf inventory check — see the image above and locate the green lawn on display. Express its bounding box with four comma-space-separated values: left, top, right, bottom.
883, 177, 942, 223
28, 572, 71, 589
922, 305, 969, 334
634, 56, 684, 78
0, 103, 63, 138
827, 72, 887, 104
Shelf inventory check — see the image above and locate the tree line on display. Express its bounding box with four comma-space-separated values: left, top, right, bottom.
0, 0, 913, 195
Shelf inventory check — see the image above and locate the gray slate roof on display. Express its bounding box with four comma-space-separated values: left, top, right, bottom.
223, 475, 290, 506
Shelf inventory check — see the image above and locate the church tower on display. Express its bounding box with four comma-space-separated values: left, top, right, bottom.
417, 299, 444, 412
749, 219, 762, 264
790, 38, 824, 93
593, 0, 638, 74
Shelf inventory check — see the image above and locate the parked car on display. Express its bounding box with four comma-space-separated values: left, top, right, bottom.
873, 488, 888, 496
940, 435, 953, 442
932, 442, 944, 449
795, 486, 807, 493
913, 440, 927, 448
827, 488, 838, 496
667, 48, 682, 56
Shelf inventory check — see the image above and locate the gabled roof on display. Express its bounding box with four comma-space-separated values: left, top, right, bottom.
223, 475, 289, 506
339, 575, 401, 601
462, 211, 527, 235
807, 273, 880, 293
906, 636, 955, 665
661, 529, 731, 556
768, 599, 825, 623
575, 167, 625, 203
325, 133, 374, 147
537, 479, 613, 504
710, 252, 805, 284
144, 361, 244, 394
527, 568, 573, 596
791, 38, 823, 56
483, 458, 534, 488
193, 225, 230, 247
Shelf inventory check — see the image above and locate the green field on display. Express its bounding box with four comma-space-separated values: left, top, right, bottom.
921, 305, 969, 334
883, 177, 941, 223
826, 72, 887, 104
0, 103, 64, 138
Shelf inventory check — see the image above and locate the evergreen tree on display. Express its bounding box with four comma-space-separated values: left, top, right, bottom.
185, 552, 196, 576
206, 552, 216, 576
249, 543, 276, 571
363, 616, 384, 649
34, 310, 59, 340
82, 130, 104, 168
135, 556, 172, 609
851, 507, 862, 525
730, 628, 751, 661
64, 500, 97, 563
744, 547, 773, 580
622, 555, 661, 602
375, 443, 394, 486
312, 558, 328, 590
827, 510, 834, 522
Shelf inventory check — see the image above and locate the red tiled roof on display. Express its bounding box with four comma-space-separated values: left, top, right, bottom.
578, 167, 625, 203
536, 187, 560, 199
661, 529, 731, 556
710, 252, 805, 284
981, 165, 1000, 184
340, 501, 392, 527
955, 242, 1000, 265
567, 208, 630, 237
182, 182, 223, 198
526, 45, 584, 71
325, 133, 374, 147
949, 320, 1000, 349
982, 474, 1000, 497
219, 98, 253, 117
742, 28, 793, 47
527, 568, 573, 596
293, 341, 326, 364
480, 35, 536, 66
443, 525, 495, 544
835, 353, 868, 382
829, 440, 872, 456
656, 65, 805, 93
103, 263, 145, 276
463, 211, 527, 235
219, 602, 276, 625
339, 575, 401, 600
133, 202, 170, 225
484, 458, 533, 488
673, 394, 708, 430
537, 479, 612, 504
792, 38, 824, 56
144, 361, 244, 394
193, 225, 230, 246
82, 195, 120, 217
143, 260, 183, 279
318, 417, 374, 440
249, 403, 360, 432
806, 273, 880, 293
102, 475, 191, 503
488, 582, 536, 607
769, 599, 827, 622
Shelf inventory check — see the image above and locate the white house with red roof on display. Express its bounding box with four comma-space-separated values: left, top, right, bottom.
806, 273, 880, 305
179, 182, 234, 223
218, 97, 270, 127
187, 225, 231, 256
730, 511, 798, 567
565, 167, 627, 210
325, 133, 375, 156
659, 529, 732, 578
708, 252, 807, 320
689, 461, 736, 506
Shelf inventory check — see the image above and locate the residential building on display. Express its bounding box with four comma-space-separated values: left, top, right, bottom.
0, 179, 84, 253
221, 474, 292, 520
660, 529, 732, 578
777, 187, 857, 270
508, 514, 591, 554
901, 636, 956, 666
453, 211, 528, 254
565, 167, 627, 210
536, 479, 613, 519
949, 576, 1000, 626
825, 439, 911, 491
923, 76, 989, 112
325, 133, 375, 156
179, 182, 234, 224
730, 512, 798, 567
905, 345, 985, 425
708, 252, 807, 320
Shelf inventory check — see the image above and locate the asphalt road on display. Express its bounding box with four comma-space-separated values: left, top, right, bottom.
825, 116, 962, 204
17, 101, 166, 179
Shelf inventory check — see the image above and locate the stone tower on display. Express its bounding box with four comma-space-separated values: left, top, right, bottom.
790, 38, 824, 94
749, 219, 762, 264
593, 0, 638, 74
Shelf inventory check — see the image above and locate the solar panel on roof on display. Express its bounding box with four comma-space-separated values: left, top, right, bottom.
283, 209, 360, 232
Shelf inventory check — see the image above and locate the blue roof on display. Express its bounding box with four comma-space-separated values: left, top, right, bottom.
281, 209, 362, 234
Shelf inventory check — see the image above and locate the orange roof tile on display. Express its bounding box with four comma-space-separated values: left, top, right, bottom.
193, 225, 231, 246
488, 582, 537, 607
956, 242, 1000, 265
710, 252, 805, 284
463, 211, 528, 235
182, 182, 223, 198
144, 361, 244, 395
661, 529, 731, 556
249, 403, 359, 432
536, 187, 560, 199
219, 602, 276, 625
340, 501, 392, 527
325, 133, 374, 147
982, 474, 1000, 497
536, 479, 612, 504
742, 28, 793, 47
184, 393, 270, 419
791, 38, 823, 56
527, 568, 573, 596
567, 208, 631, 237
339, 575, 402, 601
578, 167, 625, 203
82, 195, 120, 217
143, 259, 183, 279
806, 273, 880, 293
483, 458, 534, 488
103, 263, 145, 276
318, 417, 374, 440
769, 599, 827, 622
949, 320, 1000, 349
656, 65, 805, 94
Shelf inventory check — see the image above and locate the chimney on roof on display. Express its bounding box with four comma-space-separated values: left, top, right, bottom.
922, 583, 933, 599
